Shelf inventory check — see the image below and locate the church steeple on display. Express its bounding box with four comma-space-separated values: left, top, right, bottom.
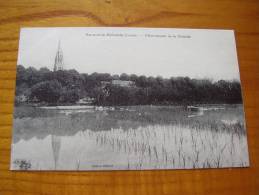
54, 40, 64, 71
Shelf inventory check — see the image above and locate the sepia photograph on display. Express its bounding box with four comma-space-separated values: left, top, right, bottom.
11, 27, 249, 170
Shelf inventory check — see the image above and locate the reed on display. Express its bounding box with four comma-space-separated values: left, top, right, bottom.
91, 121, 248, 169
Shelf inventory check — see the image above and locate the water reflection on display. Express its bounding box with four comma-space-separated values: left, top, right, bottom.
11, 124, 249, 170
11, 105, 248, 170
51, 135, 61, 169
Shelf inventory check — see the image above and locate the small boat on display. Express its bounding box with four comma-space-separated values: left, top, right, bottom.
187, 106, 204, 118
187, 106, 202, 112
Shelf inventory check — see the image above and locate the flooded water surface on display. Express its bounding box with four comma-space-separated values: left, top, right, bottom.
11, 105, 249, 170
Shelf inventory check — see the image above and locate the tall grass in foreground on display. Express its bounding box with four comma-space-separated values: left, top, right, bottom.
85, 123, 249, 169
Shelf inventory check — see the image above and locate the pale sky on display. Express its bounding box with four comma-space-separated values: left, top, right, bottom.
17, 27, 241, 81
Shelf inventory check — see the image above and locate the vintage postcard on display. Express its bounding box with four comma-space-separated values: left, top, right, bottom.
11, 27, 249, 170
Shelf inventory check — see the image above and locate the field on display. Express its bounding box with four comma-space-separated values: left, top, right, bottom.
11, 105, 249, 170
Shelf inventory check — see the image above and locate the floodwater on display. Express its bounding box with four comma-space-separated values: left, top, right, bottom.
11, 105, 249, 170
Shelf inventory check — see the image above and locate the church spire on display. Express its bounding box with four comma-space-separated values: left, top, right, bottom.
54, 40, 64, 71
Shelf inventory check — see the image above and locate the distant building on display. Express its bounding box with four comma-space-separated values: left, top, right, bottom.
101, 81, 111, 88
31, 96, 40, 103
76, 97, 95, 105
16, 94, 28, 103
100, 80, 135, 88
111, 80, 135, 87
53, 40, 64, 71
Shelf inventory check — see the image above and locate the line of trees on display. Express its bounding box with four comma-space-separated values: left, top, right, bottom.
15, 65, 243, 106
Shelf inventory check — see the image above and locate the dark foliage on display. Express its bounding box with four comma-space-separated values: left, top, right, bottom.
15, 65, 243, 105
30, 80, 62, 103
